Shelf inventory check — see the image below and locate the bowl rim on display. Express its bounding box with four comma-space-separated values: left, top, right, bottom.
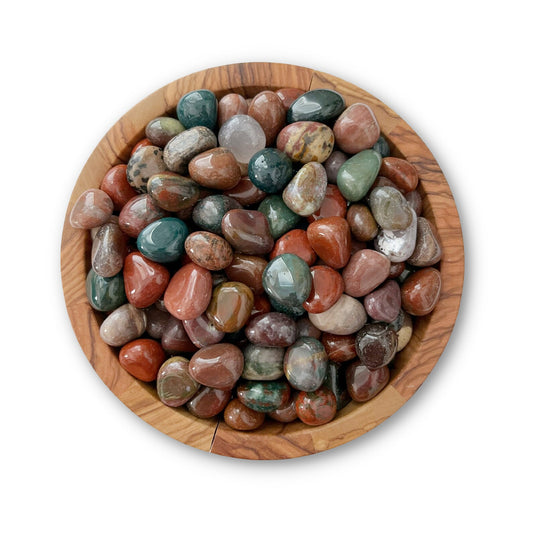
60, 61, 464, 460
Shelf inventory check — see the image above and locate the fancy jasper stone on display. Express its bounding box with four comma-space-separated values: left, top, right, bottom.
206, 282, 254, 333
91, 221, 128, 278
189, 343, 244, 390
408, 217, 442, 267
342, 249, 391, 297
100, 164, 137, 211
137, 217, 188, 263
183, 313, 225, 348
277, 121, 334, 164
333, 103, 380, 154
188, 147, 241, 190
147, 173, 200, 212
126, 145, 167, 193
192, 195, 241, 235
145, 116, 185, 147
295, 387, 337, 426
225, 254, 267, 294
364, 279, 402, 323
247, 90, 286, 146
307, 216, 351, 269
248, 148, 293, 194
224, 399, 265, 431
258, 195, 301, 240
177, 89, 218, 130
284, 336, 328, 392
86, 269, 126, 312
186, 387, 231, 419
401, 267, 442, 316
237, 380, 292, 413
70, 189, 114, 229
287, 89, 345, 124
157, 356, 199, 407
119, 339, 166, 382
118, 194, 168, 238
321, 332, 357, 363
355, 323, 398, 370
262, 253, 312, 308
303, 266, 344, 314
282, 162, 328, 216
221, 209, 274, 254
369, 186, 413, 231
346, 360, 390, 402
245, 312, 297, 347
242, 345, 285, 380
337, 149, 382, 202
270, 229, 316, 266
100, 303, 146, 347
184, 231, 233, 271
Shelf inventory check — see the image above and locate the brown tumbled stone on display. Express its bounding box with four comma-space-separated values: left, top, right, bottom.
188, 147, 241, 190
408, 217, 442, 267
333, 103, 380, 154
189, 343, 244, 390
346, 203, 378, 242
379, 157, 419, 193
401, 267, 442, 316
342, 249, 391, 298
248, 90, 286, 146
224, 398, 265, 431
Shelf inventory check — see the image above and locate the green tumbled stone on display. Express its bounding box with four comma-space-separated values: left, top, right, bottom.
258, 195, 301, 239
323, 361, 351, 410
269, 298, 306, 318
177, 90, 218, 131
137, 217, 188, 263
337, 149, 382, 202
236, 380, 292, 412
372, 135, 391, 158
86, 268, 126, 312
192, 194, 242, 234
248, 148, 293, 194
262, 253, 312, 308
283, 336, 328, 392
287, 89, 345, 124
242, 345, 285, 380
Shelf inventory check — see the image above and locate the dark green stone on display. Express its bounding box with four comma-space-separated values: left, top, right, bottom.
262, 253, 312, 308
269, 298, 306, 318
337, 149, 382, 202
237, 380, 291, 412
257, 195, 301, 239
323, 362, 351, 411
248, 148, 293, 194
177, 90, 218, 131
192, 195, 241, 235
287, 89, 345, 123
86, 268, 126, 312
137, 217, 188, 263
372, 135, 391, 158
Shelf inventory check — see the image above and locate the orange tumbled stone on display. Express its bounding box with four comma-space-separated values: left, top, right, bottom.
303, 265, 344, 313
307, 216, 351, 269
401, 267, 441, 316
206, 282, 254, 333
119, 339, 166, 382
224, 398, 265, 431
307, 184, 347, 223
270, 229, 317, 266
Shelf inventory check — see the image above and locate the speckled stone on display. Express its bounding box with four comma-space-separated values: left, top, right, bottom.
284, 336, 328, 392
355, 323, 398, 370
248, 148, 293, 194
157, 356, 199, 407
242, 345, 285, 380
236, 380, 291, 412
184, 231, 233, 271
276, 121, 334, 164
177, 89, 218, 130
126, 145, 167, 193
245, 312, 297, 347
282, 162, 328, 216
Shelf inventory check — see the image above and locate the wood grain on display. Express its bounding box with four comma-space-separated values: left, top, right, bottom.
61, 62, 464, 460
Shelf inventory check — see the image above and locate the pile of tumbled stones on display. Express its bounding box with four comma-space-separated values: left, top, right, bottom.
69, 86, 442, 430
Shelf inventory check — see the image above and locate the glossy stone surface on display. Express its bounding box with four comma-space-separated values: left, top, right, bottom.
224, 398, 265, 430
161, 316, 196, 354
137, 217, 188, 263
206, 282, 254, 333
164, 263, 212, 320
355, 323, 398, 370
163, 126, 217, 174
221, 209, 274, 254
118, 193, 168, 238
401, 267, 442, 316
250, 293, 271, 319
388, 261, 406, 279
224, 254, 267, 294
86, 269, 126, 312
276, 87, 305, 111
268, 391, 298, 422
408, 217, 442, 266
308, 294, 367, 335
145, 116, 185, 147
100, 164, 137, 210
270, 229, 316, 266
119, 339, 166, 382
248, 148, 293, 193
323, 150, 348, 184
372, 135, 391, 158
262, 254, 312, 309
321, 332, 357, 363
323, 361, 351, 410
282, 162, 328, 216
147, 172, 200, 212
337, 149, 382, 202
183, 313, 225, 348
284, 336, 328, 392
346, 203, 378, 241
70, 189, 114, 229
187, 386, 231, 419
333, 103, 380, 154
276, 121, 334, 164
188, 147, 241, 190
123, 251, 170, 308
145, 304, 170, 339
369, 186, 413, 230
242, 345, 285, 380
405, 189, 423, 216
126, 145, 167, 193
394, 311, 413, 351
343, 249, 391, 297
257, 195, 301, 239
99, 303, 146, 347
223, 175, 268, 206
346, 360, 390, 402
245, 312, 297, 347
374, 206, 418, 262
307, 216, 351, 269
307, 184, 347, 222
184, 231, 233, 271
91, 221, 127, 277
217, 93, 248, 128
218, 114, 266, 164
379, 157, 419, 192
131, 138, 152, 155
236, 380, 291, 412
269, 299, 306, 319
364, 280, 401, 323
247, 90, 286, 146
296, 317, 322, 339
295, 387, 337, 426
157, 356, 199, 407
287, 89, 345, 124
177, 89, 217, 130
192, 194, 241, 234
189, 343, 244, 390
303, 266, 344, 314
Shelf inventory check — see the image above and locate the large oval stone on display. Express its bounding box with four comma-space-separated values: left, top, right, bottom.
248, 148, 293, 194
126, 145, 167, 193
355, 323, 398, 370
188, 147, 241, 190
333, 103, 380, 154
192, 194, 241, 235
287, 89, 345, 123
242, 345, 285, 380
147, 172, 200, 212
221, 209, 274, 254
86, 269, 126, 312
295, 387, 337, 426
342, 249, 391, 297
218, 114, 266, 164
401, 267, 441, 316
247, 90, 286, 146
236, 380, 291, 412
369, 186, 413, 230
282, 162, 328, 216
346, 360, 390, 402
337, 149, 382, 202
257, 195, 301, 239
206, 282, 254, 333
379, 157, 419, 192
119, 339, 166, 382
163, 126, 217, 174
99, 303, 146, 347
276, 121, 334, 163
307, 216, 351, 269
184, 231, 233, 271
284, 336, 328, 392
346, 203, 378, 242
186, 386, 231, 419
245, 312, 297, 347
157, 356, 199, 407
177, 89, 217, 130
308, 294, 366, 335
137, 217, 188, 263
189, 343, 244, 390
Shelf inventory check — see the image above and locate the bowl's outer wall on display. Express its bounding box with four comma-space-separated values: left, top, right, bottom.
61, 62, 464, 460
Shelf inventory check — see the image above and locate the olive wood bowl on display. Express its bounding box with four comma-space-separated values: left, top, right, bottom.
61, 62, 464, 460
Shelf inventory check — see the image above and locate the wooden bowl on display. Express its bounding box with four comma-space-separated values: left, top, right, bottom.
61, 62, 464, 460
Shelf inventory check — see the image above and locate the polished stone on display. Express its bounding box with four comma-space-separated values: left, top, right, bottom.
270, 229, 316, 266
218, 114, 266, 164
177, 89, 218, 130
221, 209, 274, 254
247, 90, 286, 146
157, 356, 199, 407
379, 157, 419, 192
346, 360, 390, 402
355, 323, 398, 370
188, 147, 241, 190
100, 164, 137, 210
224, 254, 267, 294
333, 103, 380, 154
346, 203, 378, 242
307, 216, 351, 269
99, 303, 146, 347
206, 282, 254, 333
245, 312, 297, 347
248, 148, 293, 194
224, 398, 265, 430
276, 87, 305, 111
119, 339, 166, 382
408, 217, 442, 266
364, 280, 401, 323
282, 162, 327, 216
189, 343, 244, 390
308, 294, 367, 335
186, 386, 231, 419
184, 231, 233, 271
147, 172, 200, 212
91, 221, 127, 278
223, 175, 268, 206
401, 267, 441, 316
137, 217, 188, 263
192, 194, 241, 234
86, 268, 126, 312
287, 89, 345, 123
321, 332, 357, 363
182, 313, 225, 348
303, 266, 344, 314
295, 387, 337, 426
145, 116, 185, 147
70, 189, 114, 229
307, 184, 347, 222
257, 195, 301, 239
126, 145, 167, 193
369, 186, 413, 230
163, 126, 217, 174
161, 316, 196, 354
242, 345, 285, 380
337, 149, 382, 202
276, 121, 334, 163
268, 391, 298, 422
374, 207, 418, 262
323, 150, 348, 184
284, 336, 328, 392
236, 380, 291, 412
342, 249, 391, 297
217, 93, 248, 128
118, 193, 168, 238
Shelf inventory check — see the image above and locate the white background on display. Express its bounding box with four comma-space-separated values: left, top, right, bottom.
1, 1, 532, 531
